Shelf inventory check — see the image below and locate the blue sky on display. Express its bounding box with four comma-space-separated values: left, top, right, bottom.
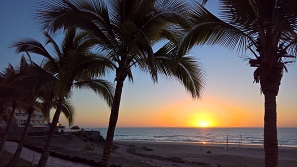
1, 0, 296, 128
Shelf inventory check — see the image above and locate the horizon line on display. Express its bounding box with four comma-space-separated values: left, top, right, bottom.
76, 126, 297, 129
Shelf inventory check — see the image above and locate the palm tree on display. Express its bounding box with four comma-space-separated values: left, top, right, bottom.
0, 59, 33, 156
0, 65, 22, 118
0, 66, 20, 155
179, 1, 297, 166
5, 57, 56, 167
0, 61, 75, 158
36, 0, 204, 166
12, 28, 114, 167
38, 88, 76, 128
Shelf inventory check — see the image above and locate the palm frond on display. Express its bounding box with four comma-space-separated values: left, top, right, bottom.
74, 79, 114, 107
11, 39, 59, 70
155, 53, 204, 99
61, 27, 76, 56
61, 100, 75, 127
179, 2, 249, 57
44, 32, 62, 59
36, 0, 116, 52
70, 52, 114, 78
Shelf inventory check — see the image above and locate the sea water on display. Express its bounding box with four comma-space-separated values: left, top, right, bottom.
84, 128, 297, 147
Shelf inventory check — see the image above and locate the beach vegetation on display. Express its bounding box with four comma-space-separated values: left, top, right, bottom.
180, 0, 297, 166
35, 0, 204, 166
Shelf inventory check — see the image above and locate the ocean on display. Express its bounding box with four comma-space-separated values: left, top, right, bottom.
83, 128, 297, 147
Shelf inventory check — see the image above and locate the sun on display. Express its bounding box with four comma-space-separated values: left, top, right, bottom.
195, 120, 212, 128
200, 121, 209, 127
192, 119, 212, 128
189, 113, 217, 128
191, 116, 215, 128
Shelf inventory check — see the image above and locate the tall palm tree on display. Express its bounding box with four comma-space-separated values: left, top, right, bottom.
179, 1, 297, 166
36, 0, 204, 166
12, 28, 114, 167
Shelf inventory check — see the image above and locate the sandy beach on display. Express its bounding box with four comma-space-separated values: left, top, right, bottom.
115, 141, 297, 167
4, 132, 294, 167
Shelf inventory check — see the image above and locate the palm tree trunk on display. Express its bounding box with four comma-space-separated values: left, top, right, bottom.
6, 107, 34, 167
100, 75, 125, 167
37, 98, 63, 167
0, 102, 17, 155
260, 65, 282, 167
264, 92, 278, 167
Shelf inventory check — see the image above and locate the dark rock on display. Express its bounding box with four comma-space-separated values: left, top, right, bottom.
142, 146, 153, 151
166, 157, 185, 163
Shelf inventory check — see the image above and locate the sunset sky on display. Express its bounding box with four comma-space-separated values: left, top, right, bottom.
1, 0, 296, 128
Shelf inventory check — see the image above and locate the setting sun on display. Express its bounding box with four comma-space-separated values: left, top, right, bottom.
200, 121, 209, 127
190, 112, 217, 128
194, 120, 212, 127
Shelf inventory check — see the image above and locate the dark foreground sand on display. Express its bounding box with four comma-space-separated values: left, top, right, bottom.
18, 132, 297, 167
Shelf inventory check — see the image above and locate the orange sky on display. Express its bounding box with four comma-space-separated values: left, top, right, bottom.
57, 49, 297, 128
59, 71, 297, 128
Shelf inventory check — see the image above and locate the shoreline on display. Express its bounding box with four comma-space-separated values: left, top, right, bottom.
114, 139, 297, 148
83, 127, 297, 147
